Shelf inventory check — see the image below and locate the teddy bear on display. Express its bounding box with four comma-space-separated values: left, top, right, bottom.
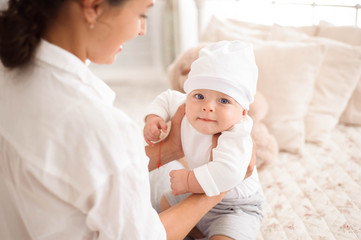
167, 42, 278, 171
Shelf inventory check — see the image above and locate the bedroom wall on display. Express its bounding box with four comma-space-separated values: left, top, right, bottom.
176, 0, 361, 54
90, 0, 168, 84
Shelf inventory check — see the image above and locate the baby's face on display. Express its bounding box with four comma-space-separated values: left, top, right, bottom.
185, 89, 245, 135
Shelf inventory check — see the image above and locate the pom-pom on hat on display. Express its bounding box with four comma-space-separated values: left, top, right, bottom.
184, 40, 258, 110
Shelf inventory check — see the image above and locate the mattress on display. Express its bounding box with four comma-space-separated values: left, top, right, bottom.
258, 124, 361, 240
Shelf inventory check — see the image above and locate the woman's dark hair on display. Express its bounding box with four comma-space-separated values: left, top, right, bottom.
0, 0, 127, 69
0, 0, 66, 69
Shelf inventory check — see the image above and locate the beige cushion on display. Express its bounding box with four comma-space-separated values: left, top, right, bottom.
340, 78, 361, 125
317, 21, 361, 46
201, 16, 269, 42
253, 41, 326, 153
267, 25, 361, 144
304, 39, 361, 144
267, 25, 309, 41
319, 20, 361, 125
305, 38, 361, 144
315, 21, 361, 127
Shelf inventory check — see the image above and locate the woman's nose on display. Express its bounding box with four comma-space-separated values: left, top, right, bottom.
138, 18, 147, 35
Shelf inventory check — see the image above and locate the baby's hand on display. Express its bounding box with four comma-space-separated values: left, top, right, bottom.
169, 169, 190, 195
143, 114, 168, 146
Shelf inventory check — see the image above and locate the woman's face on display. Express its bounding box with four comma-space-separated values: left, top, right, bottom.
87, 0, 154, 64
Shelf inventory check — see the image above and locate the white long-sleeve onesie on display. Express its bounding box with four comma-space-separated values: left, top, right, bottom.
146, 89, 261, 199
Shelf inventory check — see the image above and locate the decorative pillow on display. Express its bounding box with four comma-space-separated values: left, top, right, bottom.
208, 27, 266, 44
269, 24, 318, 37
341, 44, 361, 128
201, 16, 270, 42
303, 38, 361, 144
294, 25, 318, 36
315, 22, 361, 127
267, 25, 309, 41
226, 18, 272, 31
202, 17, 270, 41
317, 21, 361, 46
253, 41, 326, 153
267, 24, 361, 143
201, 16, 318, 43
340, 77, 361, 125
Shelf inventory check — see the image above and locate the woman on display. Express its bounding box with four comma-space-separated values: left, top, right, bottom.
0, 0, 255, 239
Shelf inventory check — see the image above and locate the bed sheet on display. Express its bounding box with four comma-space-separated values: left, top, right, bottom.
258, 124, 361, 240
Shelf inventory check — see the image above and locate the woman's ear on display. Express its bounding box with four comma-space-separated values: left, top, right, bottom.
81, 0, 105, 24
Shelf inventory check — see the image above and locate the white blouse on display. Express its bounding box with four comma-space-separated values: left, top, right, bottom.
0, 40, 166, 240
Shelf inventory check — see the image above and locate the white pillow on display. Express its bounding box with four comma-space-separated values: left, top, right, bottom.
226, 18, 272, 31
340, 78, 361, 125
267, 25, 309, 42
294, 25, 318, 36
314, 22, 361, 127
253, 41, 326, 153
267, 25, 361, 143
201, 16, 269, 42
303, 38, 361, 144
317, 21, 361, 46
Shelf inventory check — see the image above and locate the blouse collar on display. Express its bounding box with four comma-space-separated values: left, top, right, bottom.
35, 39, 116, 105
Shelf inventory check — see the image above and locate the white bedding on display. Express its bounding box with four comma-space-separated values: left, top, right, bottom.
258, 124, 361, 240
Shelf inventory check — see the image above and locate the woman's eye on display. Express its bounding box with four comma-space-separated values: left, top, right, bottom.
195, 94, 204, 100
140, 14, 148, 19
219, 98, 229, 104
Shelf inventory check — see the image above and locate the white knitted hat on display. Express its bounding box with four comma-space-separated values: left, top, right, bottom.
184, 40, 258, 110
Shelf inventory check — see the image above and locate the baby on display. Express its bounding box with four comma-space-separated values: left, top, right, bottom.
144, 41, 264, 239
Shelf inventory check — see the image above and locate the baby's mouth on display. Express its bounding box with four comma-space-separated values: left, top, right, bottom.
198, 117, 216, 122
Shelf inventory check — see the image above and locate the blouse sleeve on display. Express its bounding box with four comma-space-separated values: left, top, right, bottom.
43, 103, 167, 240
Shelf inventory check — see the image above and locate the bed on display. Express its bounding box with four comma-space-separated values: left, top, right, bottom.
148, 1, 361, 239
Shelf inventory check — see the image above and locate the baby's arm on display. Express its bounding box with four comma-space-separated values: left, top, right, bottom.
144, 89, 186, 146
194, 119, 254, 196
170, 133, 220, 195
143, 114, 168, 146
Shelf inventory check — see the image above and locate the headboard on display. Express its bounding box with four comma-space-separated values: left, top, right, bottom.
175, 0, 361, 54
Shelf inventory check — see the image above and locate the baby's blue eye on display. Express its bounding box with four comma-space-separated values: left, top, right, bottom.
219, 98, 229, 104
195, 94, 204, 100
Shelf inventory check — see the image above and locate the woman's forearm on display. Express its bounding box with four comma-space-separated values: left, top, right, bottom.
146, 137, 183, 171
146, 104, 185, 171
159, 193, 223, 240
